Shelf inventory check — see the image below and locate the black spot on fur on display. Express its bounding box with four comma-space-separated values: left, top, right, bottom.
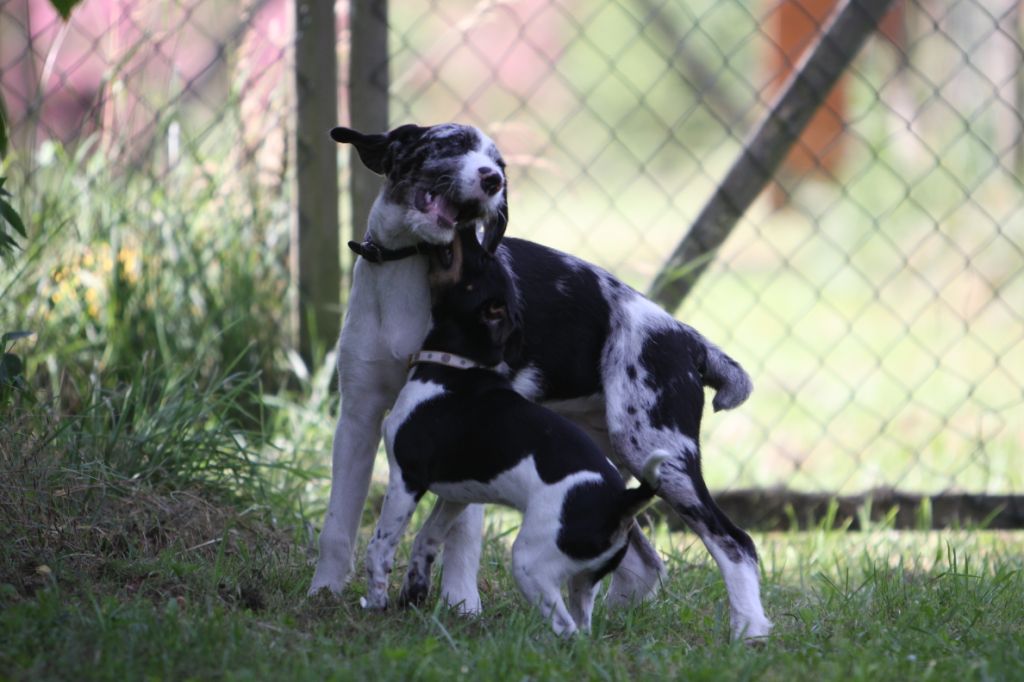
557, 482, 629, 560
638, 328, 706, 436
626, 365, 637, 380
671, 455, 758, 565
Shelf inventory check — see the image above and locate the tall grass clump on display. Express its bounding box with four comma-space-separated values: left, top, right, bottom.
1, 126, 293, 400
0, 77, 324, 598
0, 349, 278, 588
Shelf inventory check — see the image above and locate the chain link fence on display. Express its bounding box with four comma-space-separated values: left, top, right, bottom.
3, 0, 1022, 510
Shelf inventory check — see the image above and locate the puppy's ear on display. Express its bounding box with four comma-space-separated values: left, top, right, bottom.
331, 127, 388, 175
481, 186, 508, 254
500, 308, 524, 365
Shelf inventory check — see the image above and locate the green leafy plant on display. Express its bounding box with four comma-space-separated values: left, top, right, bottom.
0, 331, 34, 406
0, 177, 26, 257
0, 0, 84, 259
1, 96, 26, 259
49, 0, 85, 20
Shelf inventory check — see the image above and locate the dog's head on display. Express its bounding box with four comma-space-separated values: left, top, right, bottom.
332, 123, 508, 252
425, 229, 521, 367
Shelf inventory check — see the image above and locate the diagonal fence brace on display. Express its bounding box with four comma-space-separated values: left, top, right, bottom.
648, 0, 898, 311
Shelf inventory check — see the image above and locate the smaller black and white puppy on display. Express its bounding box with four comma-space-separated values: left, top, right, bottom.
361, 229, 668, 636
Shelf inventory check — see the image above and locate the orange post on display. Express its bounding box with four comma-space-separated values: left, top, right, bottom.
765, 0, 906, 183
767, 0, 848, 177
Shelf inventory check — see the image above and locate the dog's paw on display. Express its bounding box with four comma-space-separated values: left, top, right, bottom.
732, 615, 773, 643
395, 565, 428, 606
398, 572, 430, 608
362, 577, 389, 610
307, 572, 348, 598
307, 582, 344, 599
360, 591, 389, 611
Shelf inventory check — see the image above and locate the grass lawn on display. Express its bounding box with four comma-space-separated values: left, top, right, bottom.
2, 458, 1022, 681
3, 3, 1022, 675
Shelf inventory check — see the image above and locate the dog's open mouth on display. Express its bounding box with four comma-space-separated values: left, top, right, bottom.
414, 188, 487, 231
414, 188, 460, 230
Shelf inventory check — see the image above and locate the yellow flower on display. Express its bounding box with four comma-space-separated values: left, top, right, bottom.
118, 246, 141, 284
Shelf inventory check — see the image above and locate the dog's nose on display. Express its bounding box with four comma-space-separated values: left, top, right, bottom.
478, 167, 503, 196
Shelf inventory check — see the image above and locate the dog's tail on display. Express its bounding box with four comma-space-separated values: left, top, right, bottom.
618, 449, 671, 520
701, 338, 753, 412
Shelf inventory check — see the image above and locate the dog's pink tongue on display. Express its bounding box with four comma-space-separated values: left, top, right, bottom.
434, 195, 458, 229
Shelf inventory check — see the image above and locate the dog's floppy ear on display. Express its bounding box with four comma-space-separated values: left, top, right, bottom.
480, 186, 508, 254
331, 124, 429, 176
331, 127, 388, 175
499, 305, 524, 365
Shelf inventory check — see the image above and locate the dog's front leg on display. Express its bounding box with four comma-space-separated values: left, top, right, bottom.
438, 504, 484, 614
400, 498, 469, 608
362, 471, 420, 610
309, 368, 400, 597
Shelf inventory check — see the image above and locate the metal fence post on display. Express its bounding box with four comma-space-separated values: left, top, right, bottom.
348, 0, 389, 273
293, 0, 340, 367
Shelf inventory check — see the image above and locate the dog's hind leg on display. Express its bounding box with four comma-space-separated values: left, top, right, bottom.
309, 366, 399, 597
658, 455, 772, 641
399, 498, 469, 608
603, 320, 771, 640
437, 504, 484, 614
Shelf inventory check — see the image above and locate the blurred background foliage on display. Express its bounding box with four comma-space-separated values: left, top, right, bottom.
0, 0, 1021, 522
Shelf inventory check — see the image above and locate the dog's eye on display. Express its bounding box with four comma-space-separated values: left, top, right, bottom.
483, 302, 505, 320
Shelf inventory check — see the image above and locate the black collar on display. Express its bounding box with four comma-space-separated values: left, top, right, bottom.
347, 237, 433, 264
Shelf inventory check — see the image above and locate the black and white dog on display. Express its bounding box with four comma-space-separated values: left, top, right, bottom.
308, 122, 772, 640
361, 229, 669, 636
